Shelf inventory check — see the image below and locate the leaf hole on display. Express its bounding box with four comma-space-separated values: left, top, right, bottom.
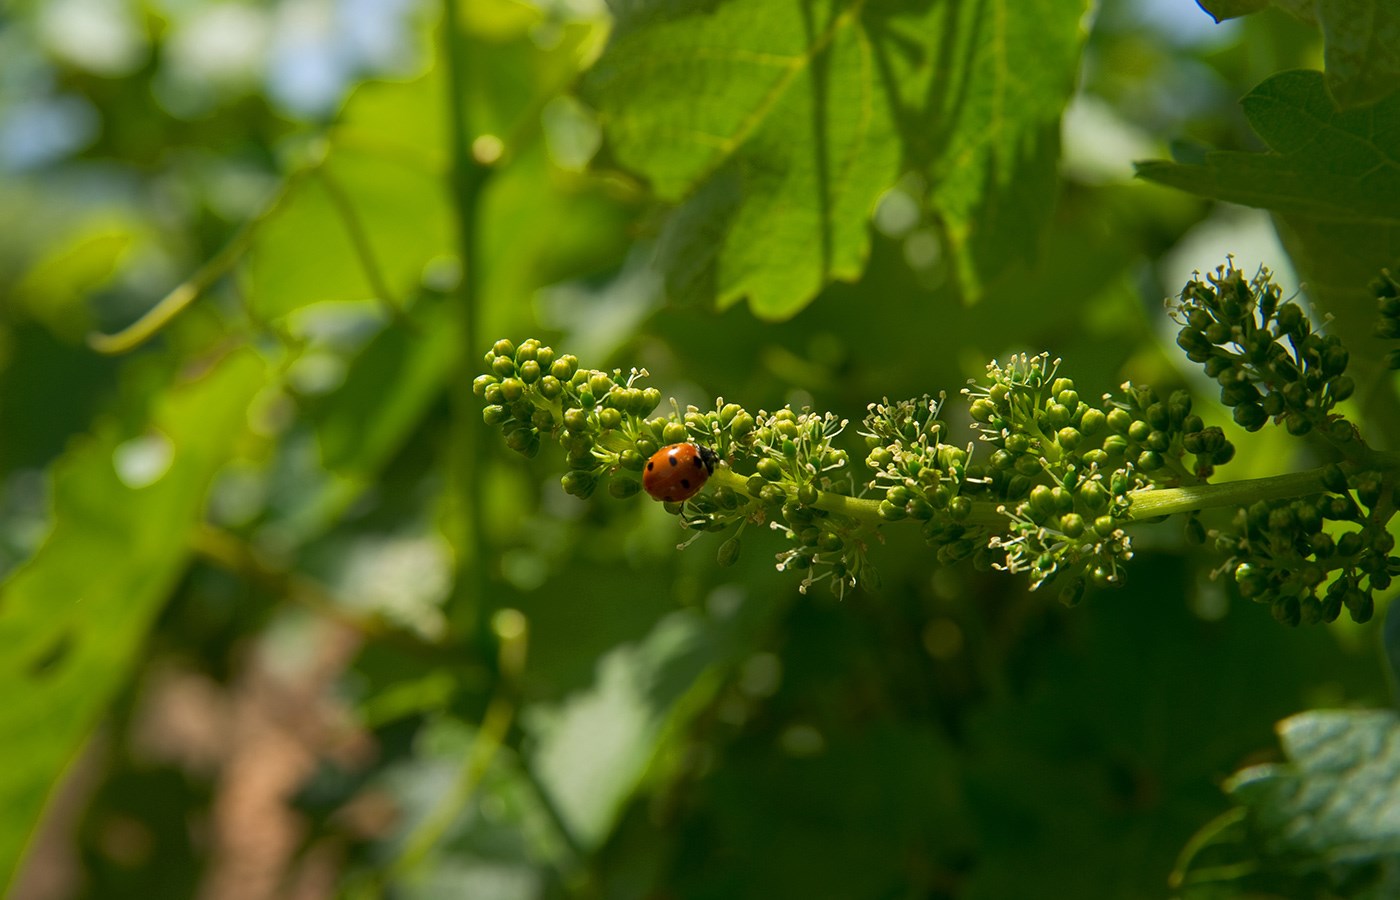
28, 631, 74, 680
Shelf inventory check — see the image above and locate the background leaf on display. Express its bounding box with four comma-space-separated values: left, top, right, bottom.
0, 349, 267, 894
585, 0, 1090, 318
1193, 1, 1399, 107
1177, 710, 1400, 897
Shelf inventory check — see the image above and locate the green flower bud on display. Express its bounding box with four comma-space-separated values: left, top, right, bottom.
492, 339, 516, 358
551, 357, 576, 381
1091, 565, 1118, 588
1014, 455, 1043, 477
1275, 304, 1303, 335
1232, 403, 1267, 431
609, 477, 641, 498
1337, 531, 1364, 556
1346, 590, 1374, 623
599, 408, 622, 430
717, 536, 742, 567
1056, 427, 1082, 451
662, 421, 688, 444
519, 360, 542, 383
1106, 408, 1132, 434
1059, 577, 1087, 607
561, 470, 597, 498
948, 496, 972, 522
1060, 513, 1086, 538
1202, 356, 1233, 378
483, 404, 508, 425
1327, 375, 1355, 403
1177, 329, 1211, 355
1127, 419, 1151, 443
878, 500, 907, 521
1079, 449, 1109, 468
492, 356, 516, 378
1271, 594, 1301, 627
1356, 471, 1383, 510
757, 458, 784, 481
1136, 450, 1163, 472
1078, 480, 1109, 512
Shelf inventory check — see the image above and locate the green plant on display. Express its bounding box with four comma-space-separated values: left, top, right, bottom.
482, 260, 1400, 620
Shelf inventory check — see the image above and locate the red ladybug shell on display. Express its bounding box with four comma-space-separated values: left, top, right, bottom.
643, 443, 717, 502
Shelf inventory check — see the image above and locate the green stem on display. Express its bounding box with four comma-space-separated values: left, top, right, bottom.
88, 166, 313, 354
1125, 452, 1400, 520
710, 451, 1400, 531
316, 166, 417, 330
388, 611, 528, 882
442, 0, 493, 631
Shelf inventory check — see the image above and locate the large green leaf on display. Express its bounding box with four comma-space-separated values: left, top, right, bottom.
0, 348, 267, 893
1232, 711, 1400, 861
1195, 0, 1400, 108
583, 0, 1089, 319
1176, 710, 1400, 897
523, 585, 787, 851
1136, 70, 1400, 222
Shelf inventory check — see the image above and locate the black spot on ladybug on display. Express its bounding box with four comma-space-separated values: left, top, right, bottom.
680, 478, 691, 488
647, 461, 654, 471
668, 455, 679, 467
691, 457, 703, 468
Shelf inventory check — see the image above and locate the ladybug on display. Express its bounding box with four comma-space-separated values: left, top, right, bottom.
642, 442, 718, 502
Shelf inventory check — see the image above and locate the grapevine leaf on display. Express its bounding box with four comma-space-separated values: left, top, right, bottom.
1135, 71, 1400, 223
1230, 710, 1400, 860
242, 8, 603, 323
0, 349, 267, 893
1175, 710, 1400, 896
1194, 0, 1272, 20
584, 0, 1089, 319
522, 588, 786, 851
1317, 0, 1400, 107
1191, 1, 1399, 108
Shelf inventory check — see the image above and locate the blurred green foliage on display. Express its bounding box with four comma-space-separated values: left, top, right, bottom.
0, 0, 1397, 898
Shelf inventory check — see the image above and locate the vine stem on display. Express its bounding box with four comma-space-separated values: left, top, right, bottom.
1126, 452, 1400, 519
387, 611, 528, 883
442, 0, 492, 626
705, 452, 1400, 529
87, 166, 314, 354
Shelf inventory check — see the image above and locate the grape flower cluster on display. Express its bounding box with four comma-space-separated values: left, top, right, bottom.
474, 261, 1400, 624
